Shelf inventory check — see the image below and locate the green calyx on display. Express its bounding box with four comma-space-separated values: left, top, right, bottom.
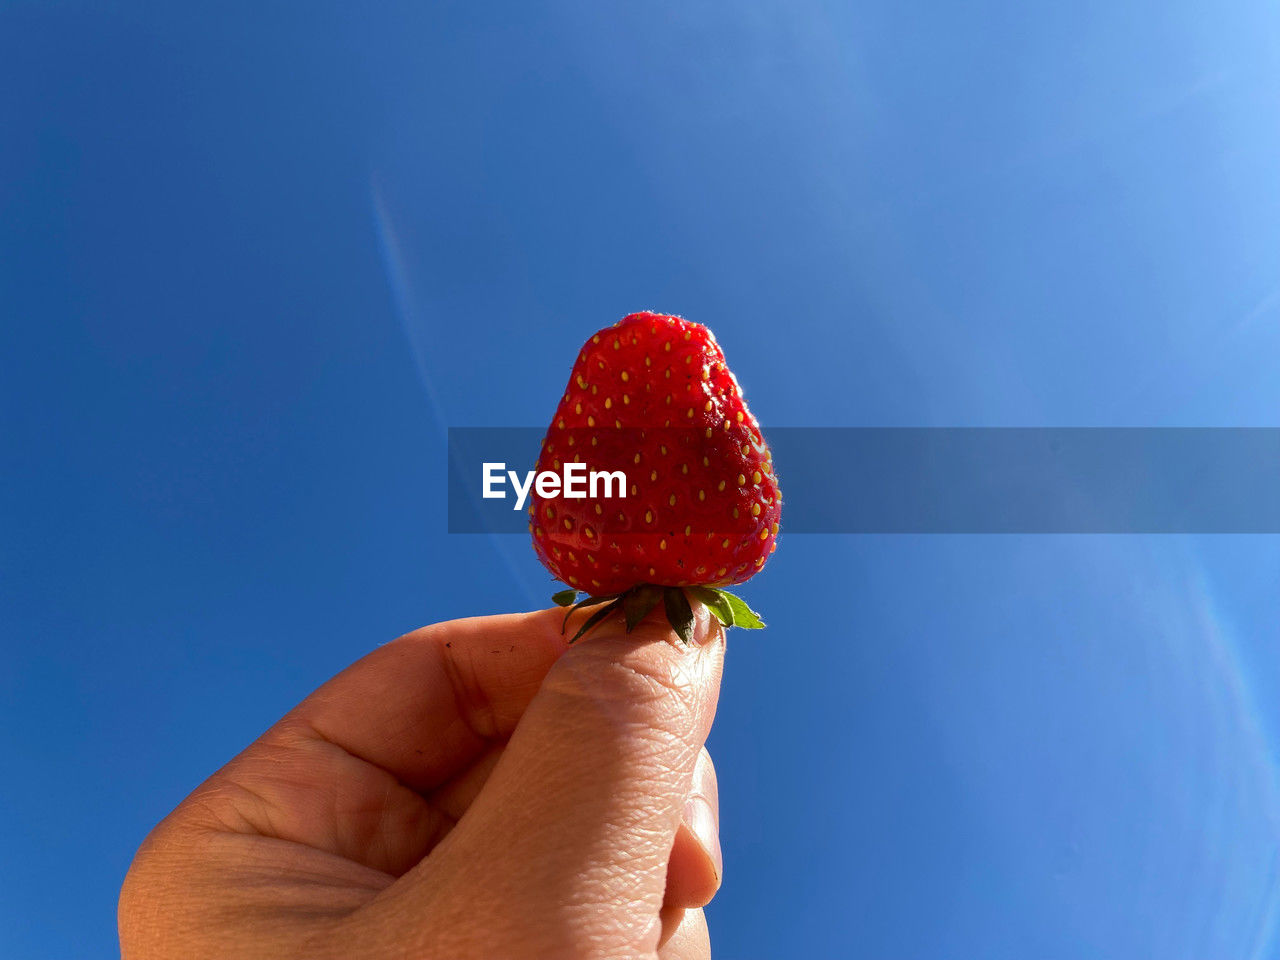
551, 583, 765, 644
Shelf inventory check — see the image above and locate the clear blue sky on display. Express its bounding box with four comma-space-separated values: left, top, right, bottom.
4, 2, 1280, 957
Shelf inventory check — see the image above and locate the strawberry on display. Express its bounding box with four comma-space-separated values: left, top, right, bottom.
530, 311, 780, 642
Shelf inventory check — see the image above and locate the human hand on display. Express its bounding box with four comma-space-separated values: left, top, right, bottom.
119, 605, 725, 959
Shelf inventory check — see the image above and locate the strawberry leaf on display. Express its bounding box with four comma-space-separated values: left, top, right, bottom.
686, 586, 735, 627
568, 598, 623, 644
715, 589, 765, 629
560, 592, 620, 632
663, 587, 696, 644
551, 589, 580, 607
623, 585, 662, 632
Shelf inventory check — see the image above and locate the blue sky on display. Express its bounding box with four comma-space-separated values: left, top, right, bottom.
3, 2, 1280, 957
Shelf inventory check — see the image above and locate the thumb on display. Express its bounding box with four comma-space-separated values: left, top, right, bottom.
373, 603, 724, 958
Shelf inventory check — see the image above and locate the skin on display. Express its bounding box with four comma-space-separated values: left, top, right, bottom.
119, 604, 726, 960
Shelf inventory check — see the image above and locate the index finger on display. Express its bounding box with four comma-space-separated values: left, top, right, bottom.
282, 608, 572, 794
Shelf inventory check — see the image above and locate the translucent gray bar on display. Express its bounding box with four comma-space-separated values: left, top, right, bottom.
448, 427, 1280, 533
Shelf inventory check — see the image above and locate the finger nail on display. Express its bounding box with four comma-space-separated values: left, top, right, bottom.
690, 602, 722, 648
683, 794, 722, 882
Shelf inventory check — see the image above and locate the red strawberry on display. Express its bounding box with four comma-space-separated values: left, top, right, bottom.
530, 311, 780, 641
